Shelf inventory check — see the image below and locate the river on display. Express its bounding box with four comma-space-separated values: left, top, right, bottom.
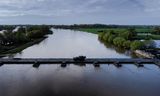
0, 29, 160, 96
6, 29, 130, 58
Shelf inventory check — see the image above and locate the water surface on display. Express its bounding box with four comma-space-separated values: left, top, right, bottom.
7, 29, 129, 58
0, 29, 160, 96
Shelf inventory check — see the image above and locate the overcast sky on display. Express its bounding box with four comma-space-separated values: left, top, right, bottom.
0, 0, 160, 25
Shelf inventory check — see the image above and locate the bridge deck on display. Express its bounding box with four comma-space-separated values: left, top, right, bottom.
0, 58, 159, 65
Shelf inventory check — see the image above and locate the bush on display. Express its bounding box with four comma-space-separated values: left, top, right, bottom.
99, 30, 116, 43
152, 27, 160, 35
127, 28, 137, 38
118, 31, 130, 40
108, 35, 115, 43
113, 37, 126, 47
98, 32, 105, 39
123, 40, 131, 49
102, 33, 109, 41
17, 27, 26, 33
118, 29, 137, 40
130, 41, 144, 50
14, 32, 29, 44
27, 30, 44, 39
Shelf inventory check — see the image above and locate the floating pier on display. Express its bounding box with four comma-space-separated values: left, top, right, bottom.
113, 61, 122, 67
134, 61, 144, 67
0, 58, 159, 65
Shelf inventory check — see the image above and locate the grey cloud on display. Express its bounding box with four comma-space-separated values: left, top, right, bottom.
0, 0, 160, 24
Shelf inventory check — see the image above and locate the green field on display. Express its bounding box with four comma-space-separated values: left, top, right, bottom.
78, 28, 160, 40
78, 28, 153, 34
137, 34, 160, 40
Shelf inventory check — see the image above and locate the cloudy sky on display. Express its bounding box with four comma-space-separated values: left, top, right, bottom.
0, 0, 160, 25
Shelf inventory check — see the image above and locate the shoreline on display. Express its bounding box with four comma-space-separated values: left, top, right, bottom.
0, 37, 46, 57
134, 50, 155, 59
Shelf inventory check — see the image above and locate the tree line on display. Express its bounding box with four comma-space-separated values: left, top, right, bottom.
98, 28, 156, 50
52, 24, 159, 29
0, 25, 52, 51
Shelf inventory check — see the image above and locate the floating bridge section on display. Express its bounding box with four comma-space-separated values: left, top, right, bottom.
0, 58, 160, 68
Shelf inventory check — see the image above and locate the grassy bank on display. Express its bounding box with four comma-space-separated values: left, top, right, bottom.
80, 28, 157, 52
78, 28, 153, 34
0, 37, 46, 55
136, 34, 160, 40
78, 28, 160, 40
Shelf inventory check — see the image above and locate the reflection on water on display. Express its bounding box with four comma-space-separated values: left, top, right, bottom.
0, 29, 160, 96
155, 40, 160, 48
0, 64, 160, 96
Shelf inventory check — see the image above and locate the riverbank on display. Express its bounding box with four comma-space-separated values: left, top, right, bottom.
78, 28, 160, 40
0, 25, 53, 57
78, 28, 160, 59
0, 37, 46, 56
134, 50, 155, 58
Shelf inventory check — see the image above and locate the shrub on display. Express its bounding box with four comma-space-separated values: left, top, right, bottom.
27, 30, 44, 39
103, 33, 109, 41
14, 32, 29, 44
127, 28, 137, 38
98, 32, 105, 39
152, 27, 160, 35
123, 40, 131, 49
99, 30, 116, 43
108, 35, 115, 43
118, 31, 130, 40
130, 41, 144, 50
113, 37, 126, 47
118, 29, 137, 40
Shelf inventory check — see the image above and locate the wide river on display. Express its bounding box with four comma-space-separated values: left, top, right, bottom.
0, 29, 160, 96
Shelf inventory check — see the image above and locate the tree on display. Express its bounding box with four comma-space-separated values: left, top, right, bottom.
14, 32, 29, 44
27, 30, 42, 39
17, 27, 26, 33
127, 28, 137, 40
152, 27, 160, 35
113, 37, 126, 47
108, 35, 115, 43
2, 30, 16, 45
0, 33, 5, 45
130, 41, 144, 50
123, 40, 131, 49
98, 32, 105, 39
119, 30, 136, 40
102, 32, 109, 41
101, 30, 116, 42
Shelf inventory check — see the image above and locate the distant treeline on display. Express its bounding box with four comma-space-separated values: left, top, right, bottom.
0, 25, 52, 31
98, 28, 156, 50
52, 24, 160, 29
0, 24, 160, 30
0, 25, 17, 31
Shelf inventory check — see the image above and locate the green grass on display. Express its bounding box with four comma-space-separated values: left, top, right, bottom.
135, 34, 160, 40
78, 28, 105, 34
78, 28, 124, 34
78, 28, 160, 40
78, 28, 153, 34
136, 28, 153, 33
150, 35, 160, 40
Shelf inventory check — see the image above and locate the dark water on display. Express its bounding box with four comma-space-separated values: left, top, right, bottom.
0, 29, 160, 96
